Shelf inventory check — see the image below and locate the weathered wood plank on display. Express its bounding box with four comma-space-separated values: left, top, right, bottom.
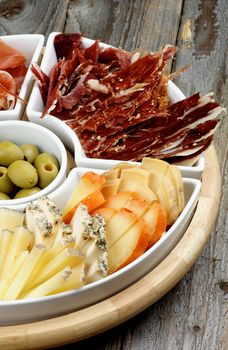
65, 0, 183, 51
0, 0, 71, 37
168, 0, 228, 349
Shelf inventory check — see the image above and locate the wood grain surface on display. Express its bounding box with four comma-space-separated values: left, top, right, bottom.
0, 0, 227, 349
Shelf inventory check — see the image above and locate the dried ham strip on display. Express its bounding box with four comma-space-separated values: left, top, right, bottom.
31, 63, 49, 104
31, 33, 226, 163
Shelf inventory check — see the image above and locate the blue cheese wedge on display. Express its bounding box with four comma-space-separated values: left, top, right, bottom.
92, 214, 107, 251
25, 204, 54, 247
71, 204, 95, 249
71, 204, 108, 283
36, 196, 62, 226
52, 222, 75, 248
25, 197, 63, 248
86, 252, 108, 283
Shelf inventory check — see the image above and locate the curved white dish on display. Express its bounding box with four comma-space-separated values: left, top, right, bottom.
0, 120, 67, 207
26, 32, 205, 179
0, 34, 44, 120
0, 167, 201, 325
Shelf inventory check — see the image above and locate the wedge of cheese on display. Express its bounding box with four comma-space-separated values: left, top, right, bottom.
1, 226, 32, 281
0, 208, 24, 231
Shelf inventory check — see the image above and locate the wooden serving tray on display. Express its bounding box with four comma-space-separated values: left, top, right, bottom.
0, 145, 221, 350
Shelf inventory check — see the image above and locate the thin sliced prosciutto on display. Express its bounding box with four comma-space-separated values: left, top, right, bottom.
0, 40, 27, 110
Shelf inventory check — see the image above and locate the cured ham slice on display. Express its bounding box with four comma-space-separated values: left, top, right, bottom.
54, 33, 82, 59
0, 40, 26, 70
0, 40, 27, 110
0, 70, 16, 110
31, 33, 226, 163
6, 64, 27, 91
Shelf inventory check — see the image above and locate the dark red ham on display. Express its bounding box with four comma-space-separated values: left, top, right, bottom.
31, 33, 226, 163
31, 63, 49, 104
54, 33, 82, 59
84, 40, 101, 63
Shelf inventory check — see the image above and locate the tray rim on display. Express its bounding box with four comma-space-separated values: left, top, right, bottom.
0, 145, 221, 350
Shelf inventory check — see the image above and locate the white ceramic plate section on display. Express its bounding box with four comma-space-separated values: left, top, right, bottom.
27, 32, 205, 179
0, 34, 44, 120
0, 167, 201, 325
0, 120, 67, 207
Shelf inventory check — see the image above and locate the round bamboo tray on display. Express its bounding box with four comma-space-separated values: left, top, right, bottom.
0, 145, 221, 350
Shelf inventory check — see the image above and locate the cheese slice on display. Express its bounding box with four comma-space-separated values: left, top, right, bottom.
71, 204, 108, 282
1, 226, 32, 281
3, 244, 45, 301
36, 196, 62, 226
86, 252, 108, 283
0, 250, 28, 299
0, 229, 13, 278
0, 208, 24, 231
25, 204, 54, 247
28, 247, 83, 289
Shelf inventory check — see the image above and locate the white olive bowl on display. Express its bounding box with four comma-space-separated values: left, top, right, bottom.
0, 34, 44, 120
0, 166, 201, 325
0, 120, 67, 207
26, 32, 205, 180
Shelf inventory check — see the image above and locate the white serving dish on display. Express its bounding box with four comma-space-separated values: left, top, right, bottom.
0, 166, 201, 325
0, 34, 44, 120
27, 32, 205, 179
0, 120, 67, 207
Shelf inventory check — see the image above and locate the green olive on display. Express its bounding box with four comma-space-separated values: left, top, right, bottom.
21, 144, 39, 164
0, 141, 24, 166
8, 160, 38, 189
34, 153, 59, 170
0, 166, 14, 194
14, 186, 41, 199
0, 192, 10, 200
37, 162, 58, 189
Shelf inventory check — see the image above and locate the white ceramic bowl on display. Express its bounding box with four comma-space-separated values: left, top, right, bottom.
0, 166, 201, 325
0, 34, 44, 120
26, 32, 205, 179
0, 120, 67, 207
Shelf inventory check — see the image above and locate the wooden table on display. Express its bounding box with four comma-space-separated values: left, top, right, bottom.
0, 0, 227, 349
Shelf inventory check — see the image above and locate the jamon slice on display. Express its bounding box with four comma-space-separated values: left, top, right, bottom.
0, 70, 16, 110
84, 40, 101, 63
6, 64, 27, 92
99, 47, 133, 68
31, 63, 49, 104
54, 33, 82, 59
0, 40, 26, 70
93, 94, 225, 162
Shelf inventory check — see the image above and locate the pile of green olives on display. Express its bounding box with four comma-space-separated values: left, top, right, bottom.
0, 140, 59, 200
